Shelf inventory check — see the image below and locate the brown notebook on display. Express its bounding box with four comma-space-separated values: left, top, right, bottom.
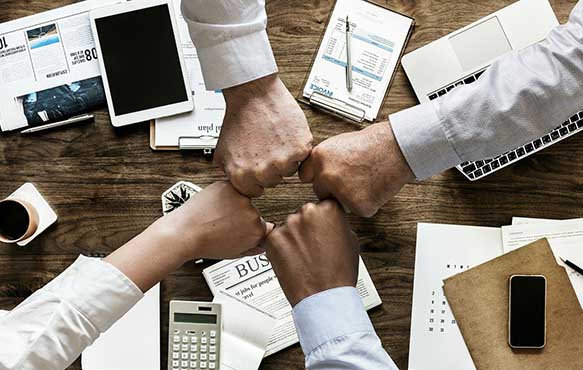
443, 238, 583, 370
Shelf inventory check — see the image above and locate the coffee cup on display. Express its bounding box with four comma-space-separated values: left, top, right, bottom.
0, 198, 39, 243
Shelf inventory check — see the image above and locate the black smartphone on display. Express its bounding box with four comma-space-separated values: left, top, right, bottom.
508, 275, 547, 349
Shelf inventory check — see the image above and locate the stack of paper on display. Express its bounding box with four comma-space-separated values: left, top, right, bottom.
409, 218, 583, 370
213, 291, 277, 370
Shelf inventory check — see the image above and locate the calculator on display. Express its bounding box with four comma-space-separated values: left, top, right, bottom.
168, 301, 221, 370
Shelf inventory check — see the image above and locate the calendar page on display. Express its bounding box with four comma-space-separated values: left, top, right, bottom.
409, 223, 504, 370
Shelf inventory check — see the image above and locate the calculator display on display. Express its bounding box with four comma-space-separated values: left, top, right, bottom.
174, 313, 217, 324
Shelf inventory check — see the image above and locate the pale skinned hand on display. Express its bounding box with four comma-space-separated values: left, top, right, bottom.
216, 74, 313, 197
299, 121, 415, 217
264, 200, 359, 307
156, 181, 274, 260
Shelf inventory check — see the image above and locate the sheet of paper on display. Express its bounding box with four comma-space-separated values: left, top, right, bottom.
409, 223, 503, 370
511, 217, 580, 225
213, 291, 277, 370
302, 0, 412, 121
82, 284, 160, 370
203, 254, 381, 356
502, 219, 583, 309
0, 0, 123, 131
154, 0, 225, 148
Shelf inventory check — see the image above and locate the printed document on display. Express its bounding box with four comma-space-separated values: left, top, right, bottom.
502, 219, 583, 309
409, 223, 504, 370
213, 291, 277, 370
203, 254, 382, 356
0, 0, 123, 131
302, 0, 413, 121
153, 0, 225, 148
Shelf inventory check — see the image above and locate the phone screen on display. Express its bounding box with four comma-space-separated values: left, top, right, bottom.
509, 275, 546, 348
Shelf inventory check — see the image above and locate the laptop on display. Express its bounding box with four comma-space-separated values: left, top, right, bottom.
402, 0, 583, 181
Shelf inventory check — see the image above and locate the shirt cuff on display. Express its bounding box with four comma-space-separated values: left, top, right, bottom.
292, 287, 374, 356
389, 101, 462, 180
43, 255, 143, 333
195, 30, 278, 91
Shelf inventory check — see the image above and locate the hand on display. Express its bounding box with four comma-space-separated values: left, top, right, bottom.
264, 200, 359, 307
299, 121, 415, 217
216, 74, 313, 197
157, 181, 273, 260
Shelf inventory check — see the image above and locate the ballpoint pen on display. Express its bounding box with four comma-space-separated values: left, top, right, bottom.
20, 114, 94, 134
560, 257, 583, 275
345, 15, 353, 92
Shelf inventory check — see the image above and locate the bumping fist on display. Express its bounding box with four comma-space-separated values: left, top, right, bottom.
264, 200, 359, 307
160, 181, 273, 260
299, 121, 415, 217
215, 74, 313, 197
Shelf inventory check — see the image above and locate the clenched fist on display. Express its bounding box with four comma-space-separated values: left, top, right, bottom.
216, 74, 313, 197
264, 200, 359, 307
299, 121, 415, 217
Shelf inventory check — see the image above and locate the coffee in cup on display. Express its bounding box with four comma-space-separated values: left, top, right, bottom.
0, 199, 39, 243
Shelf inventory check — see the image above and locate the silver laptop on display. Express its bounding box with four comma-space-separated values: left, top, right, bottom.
402, 0, 583, 181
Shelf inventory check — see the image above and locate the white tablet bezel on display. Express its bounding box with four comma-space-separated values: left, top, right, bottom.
90, 0, 193, 127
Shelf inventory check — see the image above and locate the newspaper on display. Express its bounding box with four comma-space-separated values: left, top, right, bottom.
203, 254, 382, 356
0, 0, 124, 131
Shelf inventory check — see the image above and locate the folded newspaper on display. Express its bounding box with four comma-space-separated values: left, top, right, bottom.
203, 254, 382, 356
0, 0, 124, 131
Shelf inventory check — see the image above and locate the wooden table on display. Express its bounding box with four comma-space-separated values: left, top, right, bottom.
0, 0, 580, 368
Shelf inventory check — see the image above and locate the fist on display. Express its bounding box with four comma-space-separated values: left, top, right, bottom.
264, 200, 359, 307
299, 122, 415, 217
216, 74, 313, 197
161, 181, 273, 260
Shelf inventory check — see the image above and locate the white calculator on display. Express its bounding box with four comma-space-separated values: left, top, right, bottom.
168, 301, 221, 370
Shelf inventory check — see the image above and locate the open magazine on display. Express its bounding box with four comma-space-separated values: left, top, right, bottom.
0, 0, 124, 131
203, 254, 382, 356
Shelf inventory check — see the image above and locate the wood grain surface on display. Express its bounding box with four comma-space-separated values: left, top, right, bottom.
0, 0, 580, 369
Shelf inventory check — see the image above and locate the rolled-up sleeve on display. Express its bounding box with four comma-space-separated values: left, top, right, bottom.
292, 287, 398, 370
181, 0, 278, 90
390, 0, 583, 180
0, 256, 143, 370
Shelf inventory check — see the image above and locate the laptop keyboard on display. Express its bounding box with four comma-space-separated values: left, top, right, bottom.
428, 70, 583, 181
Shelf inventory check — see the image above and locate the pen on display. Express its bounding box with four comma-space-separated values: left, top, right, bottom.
20, 114, 94, 134
560, 257, 583, 275
345, 15, 353, 92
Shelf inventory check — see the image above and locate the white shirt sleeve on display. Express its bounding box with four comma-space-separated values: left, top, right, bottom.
389, 0, 583, 180
0, 256, 143, 370
292, 287, 398, 370
180, 0, 278, 90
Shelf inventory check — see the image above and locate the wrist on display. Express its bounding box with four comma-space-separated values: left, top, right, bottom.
223, 73, 280, 107
380, 121, 415, 182
149, 214, 202, 263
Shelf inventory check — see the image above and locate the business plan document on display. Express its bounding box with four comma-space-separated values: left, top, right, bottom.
302, 0, 413, 121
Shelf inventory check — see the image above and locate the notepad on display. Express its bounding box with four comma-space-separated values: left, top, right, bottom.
300, 0, 414, 122
82, 284, 160, 370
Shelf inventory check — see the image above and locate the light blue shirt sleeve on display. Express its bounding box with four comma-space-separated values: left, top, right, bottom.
292, 287, 398, 370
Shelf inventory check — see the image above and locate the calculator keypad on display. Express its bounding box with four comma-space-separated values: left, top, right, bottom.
171, 329, 218, 370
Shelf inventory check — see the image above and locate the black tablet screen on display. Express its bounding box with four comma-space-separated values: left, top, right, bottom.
95, 4, 188, 116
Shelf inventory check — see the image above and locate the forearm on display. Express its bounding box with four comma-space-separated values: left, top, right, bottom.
181, 0, 277, 90
391, 1, 583, 179
292, 287, 398, 370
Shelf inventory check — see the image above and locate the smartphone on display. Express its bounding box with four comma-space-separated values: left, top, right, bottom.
508, 275, 547, 349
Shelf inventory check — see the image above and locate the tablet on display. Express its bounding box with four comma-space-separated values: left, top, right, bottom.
90, 0, 193, 127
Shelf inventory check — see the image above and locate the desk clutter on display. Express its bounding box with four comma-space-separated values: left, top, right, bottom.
410, 219, 583, 370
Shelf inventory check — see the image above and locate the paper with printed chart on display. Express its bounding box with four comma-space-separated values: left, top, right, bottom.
409, 223, 504, 370
203, 254, 381, 356
302, 0, 413, 121
502, 218, 583, 309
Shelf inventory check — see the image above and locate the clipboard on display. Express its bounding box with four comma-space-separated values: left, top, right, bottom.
149, 120, 218, 154
297, 0, 415, 123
